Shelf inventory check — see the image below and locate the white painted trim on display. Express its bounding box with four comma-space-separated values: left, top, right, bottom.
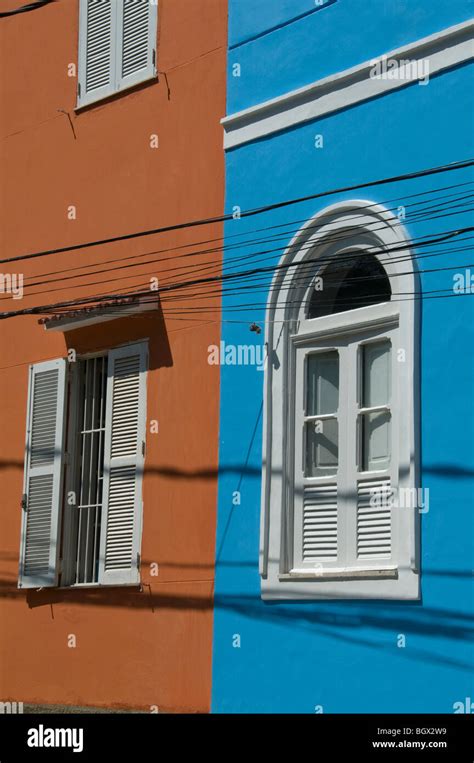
223, 19, 474, 148
294, 304, 399, 342
260, 201, 420, 600
280, 566, 398, 580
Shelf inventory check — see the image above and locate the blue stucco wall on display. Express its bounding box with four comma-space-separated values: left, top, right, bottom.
228, 0, 473, 111
212, 1, 474, 713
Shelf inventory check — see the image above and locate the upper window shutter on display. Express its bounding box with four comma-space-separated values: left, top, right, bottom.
98, 342, 148, 586
116, 0, 157, 92
18, 359, 68, 589
77, 0, 117, 108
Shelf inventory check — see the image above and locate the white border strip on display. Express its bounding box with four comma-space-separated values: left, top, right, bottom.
222, 20, 474, 149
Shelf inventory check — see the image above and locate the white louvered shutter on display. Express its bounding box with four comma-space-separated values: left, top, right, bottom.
356, 478, 392, 559
116, 0, 157, 92
77, 0, 117, 108
99, 343, 148, 585
18, 359, 68, 588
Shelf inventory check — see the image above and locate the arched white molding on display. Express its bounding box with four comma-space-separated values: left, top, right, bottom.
260, 201, 420, 600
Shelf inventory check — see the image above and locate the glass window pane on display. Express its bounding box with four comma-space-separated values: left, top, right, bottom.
307, 253, 391, 319
305, 418, 338, 477
306, 351, 339, 416
362, 341, 391, 408
361, 411, 391, 471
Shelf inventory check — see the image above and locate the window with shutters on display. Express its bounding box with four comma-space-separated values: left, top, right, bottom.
77, 0, 158, 109
18, 342, 148, 589
260, 202, 420, 600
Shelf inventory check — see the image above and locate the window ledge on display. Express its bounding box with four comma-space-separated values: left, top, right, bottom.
279, 566, 398, 581
75, 74, 158, 112
62, 582, 142, 590
20, 583, 142, 591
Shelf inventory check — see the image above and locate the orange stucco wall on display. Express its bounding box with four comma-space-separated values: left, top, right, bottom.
0, 0, 226, 712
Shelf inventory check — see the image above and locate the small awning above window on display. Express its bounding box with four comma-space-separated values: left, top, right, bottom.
38, 296, 158, 332
307, 252, 391, 319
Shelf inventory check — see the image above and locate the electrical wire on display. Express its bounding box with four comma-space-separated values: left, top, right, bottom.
13, 181, 474, 286
3, 230, 473, 309
9, 187, 474, 298
0, 0, 54, 18
2, 223, 472, 320
1, 158, 473, 266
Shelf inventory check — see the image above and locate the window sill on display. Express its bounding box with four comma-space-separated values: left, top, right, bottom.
19, 582, 142, 591
75, 73, 158, 113
279, 566, 398, 581
263, 565, 418, 599
62, 582, 142, 589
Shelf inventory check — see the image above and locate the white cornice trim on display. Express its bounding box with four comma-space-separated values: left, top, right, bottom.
222, 19, 474, 149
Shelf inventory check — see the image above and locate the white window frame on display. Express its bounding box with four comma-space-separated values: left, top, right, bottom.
77, 0, 158, 109
260, 201, 420, 600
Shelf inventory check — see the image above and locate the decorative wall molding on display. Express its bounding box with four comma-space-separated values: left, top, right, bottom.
222, 20, 474, 149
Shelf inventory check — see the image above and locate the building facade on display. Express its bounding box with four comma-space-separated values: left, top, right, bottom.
212, 0, 474, 712
1, 0, 473, 717
0, 0, 226, 713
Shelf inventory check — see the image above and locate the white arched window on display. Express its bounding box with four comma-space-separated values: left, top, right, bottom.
260, 202, 420, 599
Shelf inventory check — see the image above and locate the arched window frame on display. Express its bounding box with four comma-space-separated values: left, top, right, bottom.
260, 201, 420, 600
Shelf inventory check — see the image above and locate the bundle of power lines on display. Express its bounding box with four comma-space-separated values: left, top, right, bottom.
0, 159, 473, 323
